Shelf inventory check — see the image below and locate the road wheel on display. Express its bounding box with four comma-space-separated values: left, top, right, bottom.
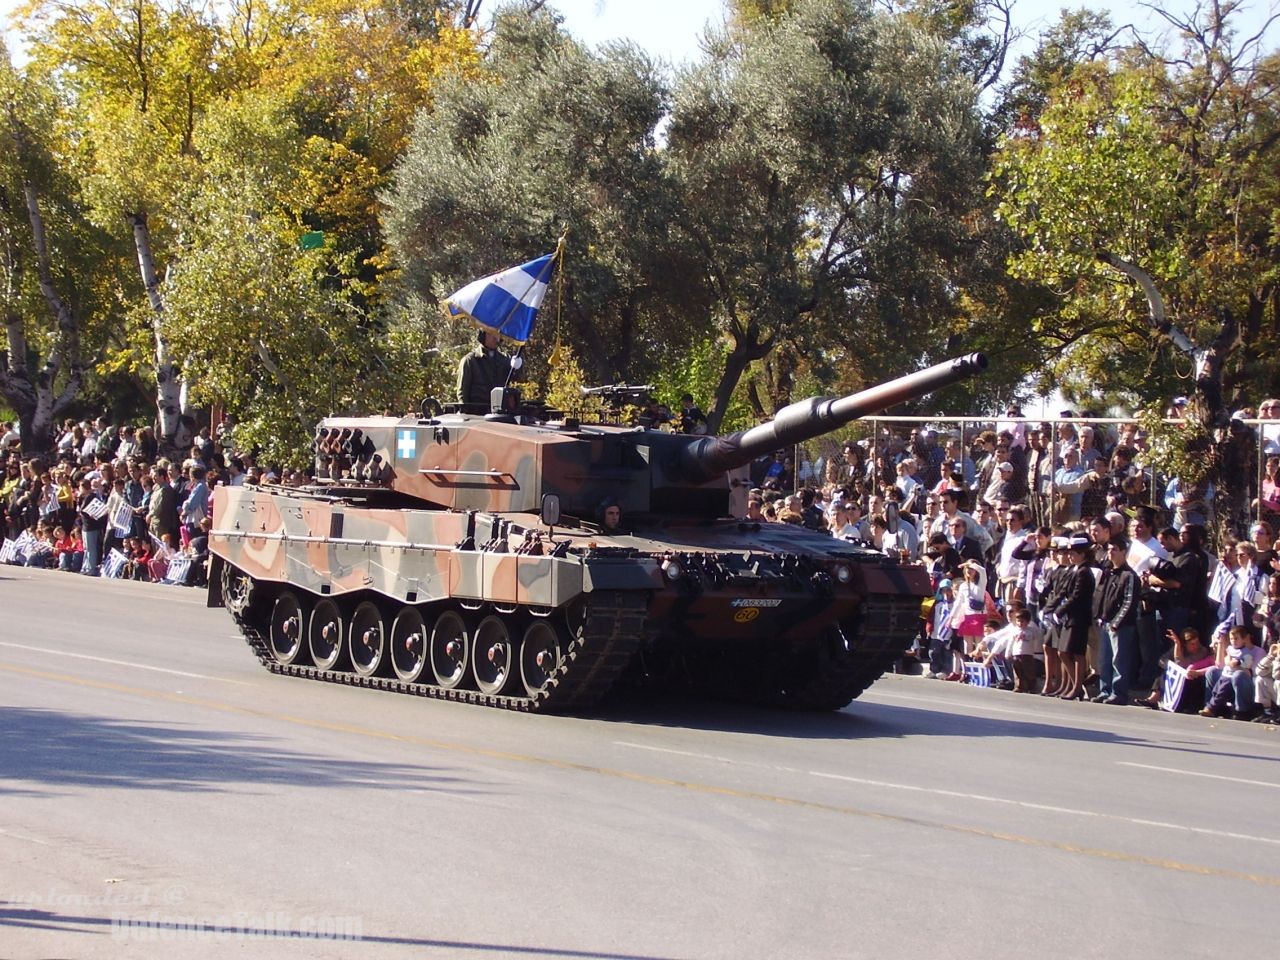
429, 611, 470, 689
308, 598, 347, 672
390, 607, 429, 683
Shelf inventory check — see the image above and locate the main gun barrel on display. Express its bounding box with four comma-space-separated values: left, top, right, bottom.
676, 353, 988, 482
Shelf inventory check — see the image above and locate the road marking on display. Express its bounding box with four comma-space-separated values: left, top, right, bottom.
3, 659, 1279, 889
0, 828, 51, 845
1116, 761, 1280, 789
0, 642, 251, 684
808, 771, 1280, 846
615, 741, 1280, 847
869, 686, 1280, 748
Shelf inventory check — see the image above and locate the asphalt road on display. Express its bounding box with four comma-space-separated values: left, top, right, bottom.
1, 565, 1277, 959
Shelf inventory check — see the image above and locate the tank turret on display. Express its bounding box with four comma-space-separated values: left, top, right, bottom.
306, 353, 987, 522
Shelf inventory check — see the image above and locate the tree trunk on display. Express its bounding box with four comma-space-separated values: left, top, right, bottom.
128, 211, 185, 451
1099, 250, 1246, 542
705, 329, 773, 434
0, 184, 86, 459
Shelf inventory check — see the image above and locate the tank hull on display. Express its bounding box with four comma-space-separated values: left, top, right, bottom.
209, 483, 928, 712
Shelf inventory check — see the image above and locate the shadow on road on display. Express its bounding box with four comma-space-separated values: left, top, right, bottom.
0, 706, 488, 797
0, 905, 690, 959
586, 690, 1280, 763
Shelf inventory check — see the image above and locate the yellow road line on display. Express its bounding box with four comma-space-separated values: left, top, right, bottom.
4, 659, 1279, 888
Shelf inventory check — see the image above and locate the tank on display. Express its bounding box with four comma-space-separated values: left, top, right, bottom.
208, 353, 988, 712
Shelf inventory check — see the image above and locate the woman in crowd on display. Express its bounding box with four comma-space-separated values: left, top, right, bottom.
76, 477, 108, 576
1250, 521, 1277, 573
948, 560, 998, 662
1045, 536, 1097, 700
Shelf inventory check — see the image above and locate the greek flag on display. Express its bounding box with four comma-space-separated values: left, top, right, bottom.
1158, 661, 1188, 712
102, 549, 128, 579
163, 555, 192, 585
0, 538, 17, 564
445, 254, 556, 345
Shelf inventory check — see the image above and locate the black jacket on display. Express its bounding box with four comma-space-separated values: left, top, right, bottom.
1094, 562, 1140, 627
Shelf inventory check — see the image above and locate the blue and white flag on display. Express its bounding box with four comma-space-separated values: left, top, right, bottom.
1158, 661, 1188, 712
445, 254, 556, 345
102, 549, 128, 579
163, 555, 192, 585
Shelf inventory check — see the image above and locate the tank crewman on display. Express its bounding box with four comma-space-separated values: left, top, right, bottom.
457, 329, 515, 412
597, 496, 628, 535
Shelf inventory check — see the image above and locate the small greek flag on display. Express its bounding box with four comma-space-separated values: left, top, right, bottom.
13, 530, 36, 562
1208, 562, 1232, 604
963, 662, 992, 687
111, 501, 135, 538
163, 555, 192, 585
1158, 661, 1188, 712
102, 549, 128, 579
0, 538, 17, 564
82, 497, 108, 520
445, 253, 556, 345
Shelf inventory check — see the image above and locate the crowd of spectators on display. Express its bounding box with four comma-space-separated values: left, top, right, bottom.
745, 404, 1280, 723
0, 414, 302, 586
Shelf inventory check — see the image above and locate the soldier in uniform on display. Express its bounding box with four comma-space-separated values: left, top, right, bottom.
457, 329, 515, 412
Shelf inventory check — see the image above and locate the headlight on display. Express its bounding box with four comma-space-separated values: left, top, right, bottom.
662, 559, 683, 582
832, 563, 852, 584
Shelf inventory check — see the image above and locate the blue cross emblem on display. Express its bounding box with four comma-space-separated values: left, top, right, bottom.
396, 429, 416, 460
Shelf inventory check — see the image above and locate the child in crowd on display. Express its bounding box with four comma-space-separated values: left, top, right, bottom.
948, 560, 999, 660
1201, 624, 1260, 719
974, 617, 1017, 689
925, 578, 957, 679
1006, 605, 1045, 693
23, 523, 56, 567
52, 524, 82, 572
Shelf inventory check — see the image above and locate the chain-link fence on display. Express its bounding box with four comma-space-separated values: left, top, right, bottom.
780, 415, 1278, 539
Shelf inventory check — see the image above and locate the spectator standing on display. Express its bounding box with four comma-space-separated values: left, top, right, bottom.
1046, 535, 1096, 700
1094, 540, 1140, 704
148, 465, 179, 544
995, 504, 1030, 607
78, 477, 108, 576
1052, 447, 1092, 523
949, 560, 999, 658
180, 465, 211, 542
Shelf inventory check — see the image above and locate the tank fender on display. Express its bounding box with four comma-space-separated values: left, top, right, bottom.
582, 560, 662, 592
207, 554, 226, 608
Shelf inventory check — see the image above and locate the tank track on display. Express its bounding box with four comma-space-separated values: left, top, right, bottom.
230, 590, 648, 714
767, 596, 921, 711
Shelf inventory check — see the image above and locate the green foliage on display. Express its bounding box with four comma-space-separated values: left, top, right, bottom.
651, 335, 754, 432
1136, 407, 1214, 488
384, 8, 695, 385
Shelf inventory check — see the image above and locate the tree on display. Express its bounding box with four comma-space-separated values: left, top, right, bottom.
667, 0, 987, 430
990, 3, 1280, 535
383, 8, 699, 387
0, 44, 116, 457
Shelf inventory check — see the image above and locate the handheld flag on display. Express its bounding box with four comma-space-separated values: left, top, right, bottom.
445, 253, 557, 345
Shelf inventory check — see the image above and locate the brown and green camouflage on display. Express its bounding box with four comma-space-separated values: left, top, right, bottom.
209, 354, 987, 712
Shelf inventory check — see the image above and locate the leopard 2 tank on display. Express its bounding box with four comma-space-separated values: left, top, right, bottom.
208, 353, 988, 712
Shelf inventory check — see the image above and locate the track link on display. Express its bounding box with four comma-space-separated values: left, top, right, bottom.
231, 590, 649, 714
772, 597, 921, 711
